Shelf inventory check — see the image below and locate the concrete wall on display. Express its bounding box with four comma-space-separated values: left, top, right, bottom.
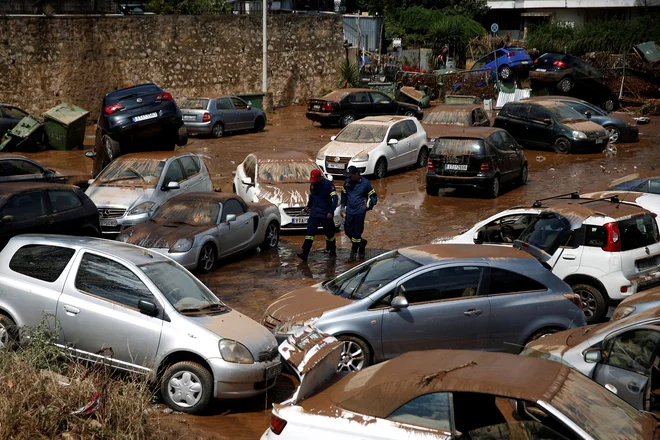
0, 15, 344, 119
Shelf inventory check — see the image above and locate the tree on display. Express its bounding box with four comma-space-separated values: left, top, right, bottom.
347, 0, 488, 18
146, 0, 232, 14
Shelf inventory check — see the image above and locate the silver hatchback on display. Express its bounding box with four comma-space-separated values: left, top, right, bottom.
180, 96, 266, 138
0, 235, 281, 414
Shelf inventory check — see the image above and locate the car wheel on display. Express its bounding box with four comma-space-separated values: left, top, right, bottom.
572, 283, 607, 324
374, 158, 387, 179
253, 116, 265, 133
102, 134, 121, 162
605, 126, 621, 144
404, 110, 416, 118
340, 112, 355, 127
526, 327, 561, 345
261, 221, 280, 250
602, 98, 616, 113
211, 123, 224, 139
161, 361, 213, 414
557, 77, 574, 93
0, 314, 17, 350
416, 147, 429, 168
337, 335, 372, 372
232, 184, 237, 194
488, 176, 500, 198
499, 65, 513, 80
197, 243, 216, 273
519, 164, 529, 186
426, 184, 439, 196
176, 125, 188, 147
553, 137, 572, 154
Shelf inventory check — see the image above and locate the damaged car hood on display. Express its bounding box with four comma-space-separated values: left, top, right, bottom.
257, 183, 309, 207
321, 141, 381, 158
124, 221, 210, 249
264, 284, 353, 324
86, 185, 153, 209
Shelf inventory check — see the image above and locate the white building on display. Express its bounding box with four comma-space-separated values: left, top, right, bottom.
486, 0, 660, 39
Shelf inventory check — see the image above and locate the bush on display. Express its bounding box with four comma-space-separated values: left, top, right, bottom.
337, 60, 359, 88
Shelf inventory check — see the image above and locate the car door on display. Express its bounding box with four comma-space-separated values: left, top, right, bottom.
231, 97, 254, 130
216, 97, 239, 132
496, 104, 529, 146
381, 265, 490, 360
347, 91, 374, 119
591, 326, 660, 410
56, 251, 163, 372
526, 105, 554, 148
0, 159, 48, 184
47, 189, 87, 235
369, 91, 397, 116
157, 159, 187, 205
0, 190, 52, 245
500, 131, 525, 173
219, 198, 255, 255
485, 132, 511, 181
178, 155, 204, 192
386, 122, 410, 170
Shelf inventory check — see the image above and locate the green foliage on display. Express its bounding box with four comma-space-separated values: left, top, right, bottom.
428, 15, 487, 55
337, 59, 359, 88
349, 0, 488, 18
146, 0, 232, 15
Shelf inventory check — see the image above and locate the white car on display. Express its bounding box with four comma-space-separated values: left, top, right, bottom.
434, 194, 660, 324
234, 151, 341, 230
316, 116, 428, 179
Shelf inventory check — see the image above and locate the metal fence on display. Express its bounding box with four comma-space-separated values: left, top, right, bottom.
343, 15, 383, 52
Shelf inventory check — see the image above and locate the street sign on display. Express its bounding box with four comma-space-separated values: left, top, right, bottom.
491, 23, 499, 33
393, 38, 402, 48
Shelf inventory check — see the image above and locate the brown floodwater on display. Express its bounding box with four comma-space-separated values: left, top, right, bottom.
20, 105, 660, 439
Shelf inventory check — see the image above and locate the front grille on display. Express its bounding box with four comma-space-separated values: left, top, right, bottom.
262, 315, 281, 331
98, 208, 126, 218
257, 346, 279, 362
325, 156, 352, 173
284, 207, 307, 217
586, 131, 603, 140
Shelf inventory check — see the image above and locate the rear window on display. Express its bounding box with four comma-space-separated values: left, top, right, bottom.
432, 138, 486, 156
538, 53, 566, 62
618, 215, 659, 251
180, 98, 209, 110
106, 84, 162, 104
10, 245, 75, 282
422, 110, 470, 126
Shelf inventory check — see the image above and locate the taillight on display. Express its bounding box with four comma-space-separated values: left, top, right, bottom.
427, 158, 435, 171
507, 52, 515, 57
104, 103, 125, 115
479, 160, 491, 173
553, 60, 566, 69
534, 58, 539, 64
602, 222, 621, 252
202, 112, 211, 123
564, 293, 584, 309
156, 92, 173, 101
321, 103, 335, 111
269, 414, 287, 435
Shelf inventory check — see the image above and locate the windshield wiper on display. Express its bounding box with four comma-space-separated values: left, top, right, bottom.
127, 167, 146, 182
179, 303, 226, 314
101, 175, 140, 184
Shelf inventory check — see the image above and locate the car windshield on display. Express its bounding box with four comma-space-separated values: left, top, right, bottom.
519, 347, 573, 367
153, 199, 220, 225
547, 104, 585, 122
618, 214, 659, 251
335, 124, 388, 143
517, 213, 572, 256
258, 160, 317, 183
550, 370, 647, 440
433, 138, 486, 156
423, 110, 471, 126
180, 98, 209, 110
96, 158, 165, 187
139, 260, 227, 314
323, 251, 421, 299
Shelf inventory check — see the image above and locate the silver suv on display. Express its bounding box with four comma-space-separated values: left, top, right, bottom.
0, 235, 281, 414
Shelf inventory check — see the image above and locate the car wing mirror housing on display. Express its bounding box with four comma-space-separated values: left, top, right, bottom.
226, 214, 237, 224
585, 111, 592, 119
242, 177, 253, 186
584, 348, 602, 363
390, 295, 409, 310
388, 138, 399, 145
330, 135, 337, 141
138, 300, 158, 316
165, 181, 180, 191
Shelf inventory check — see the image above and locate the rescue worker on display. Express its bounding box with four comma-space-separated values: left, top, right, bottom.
341, 166, 378, 261
297, 169, 338, 262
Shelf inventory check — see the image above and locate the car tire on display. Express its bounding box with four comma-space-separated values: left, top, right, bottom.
374, 158, 387, 179
319, 121, 331, 128
605, 125, 621, 144
197, 243, 216, 274
557, 77, 574, 93
0, 314, 17, 350
176, 125, 188, 147
340, 112, 356, 127
499, 65, 513, 80
337, 335, 372, 372
526, 327, 561, 345
553, 137, 572, 154
416, 147, 429, 168
211, 123, 224, 139
488, 175, 500, 198
519, 164, 528, 186
261, 221, 280, 250
404, 110, 417, 118
602, 97, 617, 113
572, 283, 607, 324
426, 184, 439, 196
161, 361, 213, 414
253, 117, 265, 133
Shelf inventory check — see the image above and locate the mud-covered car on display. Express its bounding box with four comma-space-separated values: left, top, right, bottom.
263, 332, 654, 440
421, 104, 491, 140
234, 151, 341, 230
0, 153, 90, 189
522, 307, 660, 412
119, 193, 280, 273
612, 286, 660, 320
0, 104, 29, 138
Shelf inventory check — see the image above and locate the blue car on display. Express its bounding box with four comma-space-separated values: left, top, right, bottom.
526, 96, 639, 144
471, 47, 532, 80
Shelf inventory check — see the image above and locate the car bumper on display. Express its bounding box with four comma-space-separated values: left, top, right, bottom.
150, 246, 199, 270
601, 269, 660, 302
570, 137, 610, 151
316, 157, 370, 178
279, 205, 342, 230
107, 113, 182, 138
208, 356, 282, 399
98, 211, 150, 235
306, 111, 342, 124
621, 125, 640, 143
426, 173, 493, 190
184, 121, 213, 134
529, 70, 566, 83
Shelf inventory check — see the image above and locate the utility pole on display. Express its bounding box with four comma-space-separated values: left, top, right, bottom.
262, 0, 268, 93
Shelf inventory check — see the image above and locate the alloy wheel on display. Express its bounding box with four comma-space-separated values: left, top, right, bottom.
375, 159, 387, 179
0, 324, 8, 349
575, 288, 597, 321
341, 113, 355, 127
491, 177, 500, 198
404, 110, 416, 117
338, 341, 365, 372
167, 371, 203, 408
212, 124, 224, 138
266, 223, 279, 248
199, 245, 215, 272
418, 148, 429, 168
606, 127, 620, 143
559, 78, 572, 93
521, 165, 528, 184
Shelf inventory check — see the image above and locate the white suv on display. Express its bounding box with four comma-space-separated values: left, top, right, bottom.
437, 194, 660, 323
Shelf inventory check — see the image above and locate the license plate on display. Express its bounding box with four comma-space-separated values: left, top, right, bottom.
596, 138, 604, 144
327, 163, 345, 169
536, 68, 546, 72
637, 257, 658, 271
132, 112, 158, 122
182, 115, 196, 121
100, 218, 118, 227
522, 61, 529, 64
264, 363, 282, 380
292, 216, 309, 224
445, 164, 468, 171
312, 104, 321, 111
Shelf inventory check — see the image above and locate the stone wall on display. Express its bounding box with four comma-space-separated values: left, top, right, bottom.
0, 15, 344, 119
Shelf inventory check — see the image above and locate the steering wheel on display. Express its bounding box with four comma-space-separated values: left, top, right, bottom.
500, 224, 518, 243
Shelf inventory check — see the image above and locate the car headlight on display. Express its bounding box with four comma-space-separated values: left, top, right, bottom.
612, 306, 636, 320
169, 238, 193, 253
219, 339, 254, 364
128, 201, 156, 216
316, 147, 328, 161
353, 152, 369, 162
117, 233, 129, 243
277, 318, 318, 335
572, 130, 587, 140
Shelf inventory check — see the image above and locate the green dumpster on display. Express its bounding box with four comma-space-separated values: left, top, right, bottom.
0, 116, 43, 151
235, 93, 266, 110
43, 103, 90, 151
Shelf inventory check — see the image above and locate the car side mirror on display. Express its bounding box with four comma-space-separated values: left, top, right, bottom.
166, 181, 180, 191
226, 214, 237, 224
87, 179, 95, 186
330, 136, 337, 141
388, 138, 399, 145
85, 151, 96, 159
473, 228, 485, 244
242, 177, 253, 186
1, 215, 13, 224
247, 105, 252, 110
585, 111, 592, 119
543, 118, 552, 125
584, 348, 602, 363
137, 300, 158, 316
390, 295, 409, 310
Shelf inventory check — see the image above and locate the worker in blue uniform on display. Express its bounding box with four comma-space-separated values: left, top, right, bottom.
298, 169, 338, 262
341, 166, 378, 261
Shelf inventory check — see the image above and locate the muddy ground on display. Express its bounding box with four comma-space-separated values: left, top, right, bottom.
21, 105, 660, 438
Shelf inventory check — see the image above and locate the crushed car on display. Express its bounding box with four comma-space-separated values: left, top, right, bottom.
180, 96, 266, 138
0, 153, 90, 189
421, 104, 491, 140
118, 192, 280, 273
470, 47, 533, 80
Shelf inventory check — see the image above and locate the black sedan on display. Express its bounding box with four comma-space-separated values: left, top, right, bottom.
306, 88, 423, 127
529, 53, 618, 112
0, 104, 29, 138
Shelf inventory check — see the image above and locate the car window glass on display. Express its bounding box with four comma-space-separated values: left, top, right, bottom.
488, 268, 546, 295
475, 109, 489, 125
648, 180, 660, 195
217, 98, 233, 110
221, 198, 245, 221
517, 213, 572, 256
231, 97, 248, 110
584, 225, 607, 247
618, 214, 659, 251
0, 159, 43, 176
348, 92, 371, 104
529, 106, 551, 122
180, 98, 209, 110
164, 160, 185, 183
602, 329, 660, 375
500, 132, 517, 150
388, 392, 452, 431
369, 92, 391, 104
488, 132, 508, 151
2, 191, 48, 221
505, 104, 527, 119
481, 214, 532, 243
496, 49, 506, 58
404, 120, 418, 136
49, 190, 82, 213
75, 253, 153, 309
564, 101, 589, 115
399, 266, 484, 304
179, 156, 200, 178
388, 123, 403, 141
2, 107, 28, 119
10, 245, 75, 282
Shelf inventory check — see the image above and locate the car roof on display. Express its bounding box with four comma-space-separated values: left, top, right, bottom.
0, 153, 29, 159
114, 151, 195, 161
518, 195, 650, 222
105, 83, 160, 97
430, 126, 502, 140
300, 350, 570, 419
524, 96, 595, 105
356, 116, 413, 124
251, 151, 313, 162
0, 182, 77, 195
318, 89, 374, 101
398, 244, 535, 265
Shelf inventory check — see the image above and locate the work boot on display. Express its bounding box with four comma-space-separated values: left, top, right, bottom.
358, 239, 368, 256
328, 244, 337, 257
348, 243, 359, 262
297, 249, 310, 262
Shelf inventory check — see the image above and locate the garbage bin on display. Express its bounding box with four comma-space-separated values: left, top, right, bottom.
0, 116, 43, 151
43, 103, 90, 151
235, 93, 266, 110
